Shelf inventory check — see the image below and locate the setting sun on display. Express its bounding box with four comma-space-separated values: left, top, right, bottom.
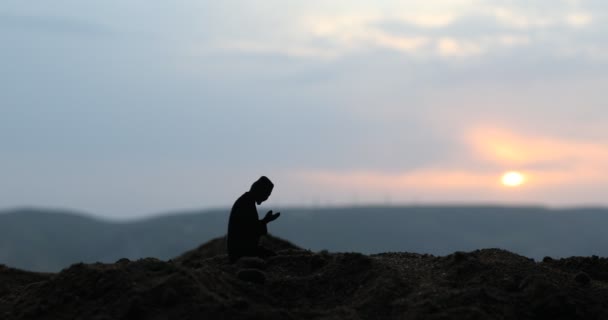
501, 171, 525, 187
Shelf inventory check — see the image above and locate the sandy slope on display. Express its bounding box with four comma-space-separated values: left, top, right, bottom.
1, 235, 608, 319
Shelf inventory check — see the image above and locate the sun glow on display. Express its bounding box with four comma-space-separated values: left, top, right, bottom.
501, 171, 525, 187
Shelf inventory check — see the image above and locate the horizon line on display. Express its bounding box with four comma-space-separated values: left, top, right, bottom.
1, 202, 607, 223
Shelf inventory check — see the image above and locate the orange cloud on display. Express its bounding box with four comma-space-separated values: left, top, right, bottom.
466, 126, 608, 187
295, 169, 496, 192
294, 127, 608, 199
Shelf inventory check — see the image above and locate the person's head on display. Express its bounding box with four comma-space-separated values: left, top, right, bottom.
250, 176, 274, 205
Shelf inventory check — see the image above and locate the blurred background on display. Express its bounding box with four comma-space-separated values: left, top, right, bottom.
1, 1, 607, 271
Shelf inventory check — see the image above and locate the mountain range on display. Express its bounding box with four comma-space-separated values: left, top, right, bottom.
1, 206, 607, 272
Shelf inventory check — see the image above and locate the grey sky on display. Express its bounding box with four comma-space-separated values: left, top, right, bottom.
1, 1, 607, 219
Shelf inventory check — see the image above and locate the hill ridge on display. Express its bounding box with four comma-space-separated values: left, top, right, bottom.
3, 206, 608, 272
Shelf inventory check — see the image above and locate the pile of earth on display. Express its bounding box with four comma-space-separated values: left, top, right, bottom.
1, 235, 608, 320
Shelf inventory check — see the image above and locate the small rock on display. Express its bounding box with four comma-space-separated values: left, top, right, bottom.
542, 256, 553, 263
126, 296, 145, 318
520, 275, 558, 298
237, 257, 266, 270
310, 255, 327, 270
500, 277, 519, 292
161, 288, 178, 306
237, 269, 266, 284
452, 251, 467, 263
574, 272, 591, 286
231, 298, 249, 310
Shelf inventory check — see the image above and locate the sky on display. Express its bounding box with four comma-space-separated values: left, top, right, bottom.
1, 0, 607, 219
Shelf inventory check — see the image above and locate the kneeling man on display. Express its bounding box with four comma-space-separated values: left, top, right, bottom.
227, 176, 280, 262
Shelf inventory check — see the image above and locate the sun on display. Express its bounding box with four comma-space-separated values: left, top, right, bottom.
501, 171, 525, 187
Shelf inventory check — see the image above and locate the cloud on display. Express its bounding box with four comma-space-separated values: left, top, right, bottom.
565, 12, 593, 27
294, 169, 495, 191
488, 7, 554, 29
436, 37, 484, 57
210, 1, 598, 61
3, 0, 608, 214
399, 13, 458, 28
293, 126, 608, 205
466, 127, 608, 187
0, 13, 111, 36
305, 14, 433, 55
218, 41, 341, 60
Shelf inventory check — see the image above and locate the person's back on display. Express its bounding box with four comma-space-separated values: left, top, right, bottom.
226, 176, 280, 262
227, 191, 265, 259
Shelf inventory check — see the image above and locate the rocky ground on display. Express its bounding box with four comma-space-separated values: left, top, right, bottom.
1, 235, 608, 319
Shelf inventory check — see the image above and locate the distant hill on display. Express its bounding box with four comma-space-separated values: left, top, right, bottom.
0, 208, 227, 272
1, 206, 608, 271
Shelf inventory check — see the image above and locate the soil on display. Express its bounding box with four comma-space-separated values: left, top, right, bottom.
2, 235, 608, 319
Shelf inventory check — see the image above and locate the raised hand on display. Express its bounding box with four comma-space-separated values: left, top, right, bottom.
263, 210, 281, 223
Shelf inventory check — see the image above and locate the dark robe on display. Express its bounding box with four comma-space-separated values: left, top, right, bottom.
227, 191, 268, 261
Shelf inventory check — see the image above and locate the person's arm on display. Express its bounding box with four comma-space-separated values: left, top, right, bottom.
257, 210, 279, 236
261, 210, 280, 224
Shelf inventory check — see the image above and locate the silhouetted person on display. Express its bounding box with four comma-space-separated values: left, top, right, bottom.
227, 176, 280, 262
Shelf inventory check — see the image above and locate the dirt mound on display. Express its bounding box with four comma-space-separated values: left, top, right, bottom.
542, 255, 608, 282
0, 265, 51, 301
2, 237, 608, 319
174, 234, 300, 268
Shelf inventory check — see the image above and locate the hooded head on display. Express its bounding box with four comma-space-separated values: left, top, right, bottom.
250, 176, 274, 205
